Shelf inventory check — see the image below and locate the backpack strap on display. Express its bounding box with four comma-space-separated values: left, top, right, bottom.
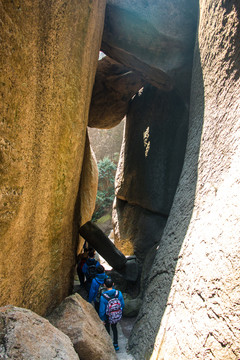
103, 293, 111, 300
114, 290, 119, 298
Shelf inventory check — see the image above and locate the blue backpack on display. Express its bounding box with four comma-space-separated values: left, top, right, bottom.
86, 259, 97, 281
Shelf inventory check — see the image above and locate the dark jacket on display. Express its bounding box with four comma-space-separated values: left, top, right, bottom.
82, 258, 100, 279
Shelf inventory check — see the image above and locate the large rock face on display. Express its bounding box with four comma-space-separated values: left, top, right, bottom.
0, 0, 106, 315
129, 1, 240, 359
0, 305, 79, 359
102, 0, 198, 97
113, 85, 188, 260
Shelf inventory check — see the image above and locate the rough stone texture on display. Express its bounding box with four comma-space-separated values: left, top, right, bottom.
112, 198, 167, 261
48, 293, 117, 360
102, 0, 198, 98
122, 294, 142, 318
88, 56, 145, 129
0, 0, 106, 315
0, 305, 79, 359
79, 133, 98, 227
129, 1, 240, 359
115, 85, 188, 215
113, 85, 188, 260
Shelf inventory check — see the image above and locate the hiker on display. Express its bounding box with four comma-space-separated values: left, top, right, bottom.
82, 249, 100, 293
76, 248, 89, 286
99, 277, 125, 352
88, 265, 108, 313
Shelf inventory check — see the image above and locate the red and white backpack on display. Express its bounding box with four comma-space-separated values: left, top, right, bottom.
103, 290, 122, 324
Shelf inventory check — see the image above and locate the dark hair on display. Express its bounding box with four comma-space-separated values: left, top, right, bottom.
97, 265, 105, 274
88, 250, 95, 258
104, 277, 113, 288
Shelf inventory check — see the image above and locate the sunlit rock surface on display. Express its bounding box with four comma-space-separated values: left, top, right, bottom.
88, 56, 145, 129
102, 0, 198, 98
48, 293, 117, 360
112, 198, 167, 261
129, 1, 240, 359
0, 0, 106, 315
0, 305, 79, 359
78, 133, 98, 227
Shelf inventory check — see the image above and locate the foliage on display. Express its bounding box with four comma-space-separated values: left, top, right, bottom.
92, 157, 117, 221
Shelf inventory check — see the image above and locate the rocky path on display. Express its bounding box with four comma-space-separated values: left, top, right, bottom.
117, 318, 135, 359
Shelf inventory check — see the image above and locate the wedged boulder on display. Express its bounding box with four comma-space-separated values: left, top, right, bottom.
88, 56, 145, 129
102, 0, 198, 98
48, 293, 117, 360
129, 2, 240, 359
0, 305, 79, 360
0, 0, 106, 315
78, 133, 98, 227
112, 198, 167, 262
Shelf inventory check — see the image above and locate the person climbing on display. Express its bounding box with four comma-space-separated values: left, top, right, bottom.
88, 265, 108, 313
82, 249, 100, 294
99, 277, 125, 352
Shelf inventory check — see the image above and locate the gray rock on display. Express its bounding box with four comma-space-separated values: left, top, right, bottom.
129, 1, 240, 359
115, 85, 188, 215
0, 305, 79, 360
122, 294, 142, 318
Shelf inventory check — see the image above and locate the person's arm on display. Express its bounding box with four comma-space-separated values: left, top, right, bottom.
88, 280, 96, 303
99, 296, 107, 321
119, 291, 125, 309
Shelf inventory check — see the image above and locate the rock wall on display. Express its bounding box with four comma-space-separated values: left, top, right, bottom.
129, 1, 240, 358
0, 0, 106, 315
113, 85, 188, 260
102, 0, 198, 98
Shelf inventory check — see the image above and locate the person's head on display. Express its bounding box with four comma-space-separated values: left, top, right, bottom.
104, 277, 114, 289
97, 265, 105, 274
88, 250, 95, 258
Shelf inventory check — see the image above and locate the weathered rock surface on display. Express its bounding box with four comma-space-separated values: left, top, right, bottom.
78, 133, 98, 227
0, 305, 79, 359
48, 293, 117, 360
122, 294, 142, 318
102, 0, 198, 98
113, 85, 188, 260
0, 0, 106, 315
112, 198, 167, 261
88, 56, 145, 129
115, 85, 188, 215
129, 1, 240, 359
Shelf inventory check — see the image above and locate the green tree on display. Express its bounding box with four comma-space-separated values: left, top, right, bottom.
92, 157, 117, 221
